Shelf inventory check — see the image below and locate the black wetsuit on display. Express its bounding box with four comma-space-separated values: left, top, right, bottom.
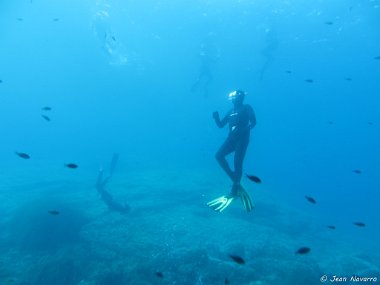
214, 104, 256, 193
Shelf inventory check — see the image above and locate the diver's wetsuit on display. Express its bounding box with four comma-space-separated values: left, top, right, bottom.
214, 104, 256, 195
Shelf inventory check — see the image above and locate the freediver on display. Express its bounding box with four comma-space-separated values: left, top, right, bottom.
96, 153, 130, 214
190, 43, 216, 97
207, 90, 256, 212
259, 28, 279, 81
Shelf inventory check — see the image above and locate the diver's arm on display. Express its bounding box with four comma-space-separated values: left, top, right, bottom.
213, 111, 229, 128
248, 106, 256, 129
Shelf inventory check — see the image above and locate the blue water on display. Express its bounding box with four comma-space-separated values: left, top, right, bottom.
1, 0, 379, 284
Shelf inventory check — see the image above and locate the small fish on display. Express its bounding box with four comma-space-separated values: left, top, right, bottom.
225, 278, 230, 284
48, 210, 60, 215
17, 18, 24, 21
15, 152, 30, 159
285, 70, 292, 74
368, 122, 374, 125
65, 163, 78, 169
327, 225, 336, 230
325, 21, 333, 25
41, 115, 51, 121
345, 77, 352, 81
112, 36, 116, 41
305, 196, 316, 204
327, 121, 334, 125
155, 271, 163, 278
245, 174, 262, 183
229, 254, 245, 265
53, 18, 59, 21
374, 56, 380, 60
41, 106, 52, 111
0, 79, 3, 83
295, 247, 310, 255
353, 169, 362, 174
305, 79, 314, 83
353, 222, 366, 227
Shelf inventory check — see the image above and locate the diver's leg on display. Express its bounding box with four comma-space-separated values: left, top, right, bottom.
215, 138, 236, 182
233, 135, 250, 188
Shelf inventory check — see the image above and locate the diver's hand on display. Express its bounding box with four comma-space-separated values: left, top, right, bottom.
212, 111, 219, 121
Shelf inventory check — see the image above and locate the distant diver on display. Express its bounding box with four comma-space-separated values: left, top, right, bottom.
259, 28, 279, 81
191, 41, 218, 97
96, 153, 130, 214
207, 90, 256, 212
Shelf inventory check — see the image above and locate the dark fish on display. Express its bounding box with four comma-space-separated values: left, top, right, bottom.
353, 222, 366, 227
155, 271, 163, 278
48, 210, 60, 215
295, 247, 310, 255
368, 122, 374, 125
245, 174, 262, 183
305, 196, 316, 204
112, 36, 116, 41
353, 169, 362, 174
0, 79, 3, 83
53, 18, 59, 21
327, 225, 336, 229
325, 21, 333, 25
65, 163, 78, 169
41, 106, 52, 111
229, 254, 245, 265
17, 18, 24, 21
285, 70, 292, 74
41, 115, 51, 121
327, 121, 334, 125
374, 56, 380, 60
345, 77, 352, 81
15, 152, 30, 159
305, 79, 314, 83
225, 278, 230, 284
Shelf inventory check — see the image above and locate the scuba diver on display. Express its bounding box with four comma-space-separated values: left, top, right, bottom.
96, 153, 130, 214
207, 90, 256, 212
259, 28, 279, 81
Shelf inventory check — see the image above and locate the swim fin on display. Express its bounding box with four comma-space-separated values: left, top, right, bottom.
207, 195, 235, 212
238, 185, 254, 212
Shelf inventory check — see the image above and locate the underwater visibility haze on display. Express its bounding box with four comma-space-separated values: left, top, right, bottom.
0, 0, 380, 284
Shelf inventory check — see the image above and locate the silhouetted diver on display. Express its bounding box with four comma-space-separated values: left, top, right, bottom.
96, 153, 130, 214
259, 28, 279, 81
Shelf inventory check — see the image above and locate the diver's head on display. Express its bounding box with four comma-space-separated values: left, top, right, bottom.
228, 90, 246, 106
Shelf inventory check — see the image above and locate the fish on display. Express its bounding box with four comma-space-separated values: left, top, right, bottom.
353, 222, 366, 227
0, 80, 3, 83
155, 272, 163, 278
53, 18, 59, 21
295, 247, 310, 255
305, 79, 314, 83
368, 122, 374, 125
229, 254, 245, 265
41, 115, 51, 121
17, 18, 24, 21
327, 121, 334, 125
65, 163, 78, 169
15, 152, 30, 159
48, 210, 60, 215
353, 169, 362, 174
327, 225, 336, 229
345, 77, 352, 81
41, 106, 52, 111
305, 196, 316, 204
285, 70, 292, 74
325, 21, 333, 25
225, 278, 230, 284
245, 174, 262, 183
374, 56, 380, 60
